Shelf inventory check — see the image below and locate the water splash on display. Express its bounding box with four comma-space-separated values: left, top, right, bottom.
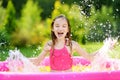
4, 38, 120, 72
90, 37, 120, 72
6, 48, 39, 72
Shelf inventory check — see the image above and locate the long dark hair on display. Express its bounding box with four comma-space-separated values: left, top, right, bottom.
51, 14, 72, 54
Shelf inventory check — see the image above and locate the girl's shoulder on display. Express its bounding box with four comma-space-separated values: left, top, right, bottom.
71, 40, 80, 49
46, 40, 52, 45
43, 40, 52, 51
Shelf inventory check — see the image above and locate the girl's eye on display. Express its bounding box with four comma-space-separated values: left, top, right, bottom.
55, 26, 59, 27
63, 26, 67, 28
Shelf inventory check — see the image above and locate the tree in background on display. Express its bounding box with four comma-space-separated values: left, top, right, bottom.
0, 1, 8, 48
33, 0, 55, 20
0, 1, 6, 29
4, 0, 16, 34
11, 0, 46, 46
1, 0, 120, 19
86, 6, 116, 42
0, 0, 120, 45
3, 0, 16, 47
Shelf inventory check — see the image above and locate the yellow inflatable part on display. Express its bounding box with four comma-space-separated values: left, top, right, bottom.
39, 65, 91, 72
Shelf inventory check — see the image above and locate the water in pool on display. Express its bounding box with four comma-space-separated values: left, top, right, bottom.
4, 38, 120, 72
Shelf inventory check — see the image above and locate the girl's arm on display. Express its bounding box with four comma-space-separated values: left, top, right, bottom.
72, 41, 96, 61
72, 38, 117, 61
30, 41, 51, 66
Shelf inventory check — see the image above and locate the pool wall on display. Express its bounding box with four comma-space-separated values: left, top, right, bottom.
0, 57, 120, 80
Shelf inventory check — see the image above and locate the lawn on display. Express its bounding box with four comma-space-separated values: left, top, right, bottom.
0, 42, 120, 61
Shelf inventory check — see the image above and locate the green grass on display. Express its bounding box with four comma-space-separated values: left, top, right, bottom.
80, 42, 103, 53
0, 45, 42, 61
0, 42, 120, 61
74, 42, 103, 56
80, 42, 120, 59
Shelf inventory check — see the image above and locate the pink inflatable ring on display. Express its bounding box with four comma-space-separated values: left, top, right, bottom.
0, 57, 120, 80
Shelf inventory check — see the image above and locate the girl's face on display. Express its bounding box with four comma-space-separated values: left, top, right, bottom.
52, 18, 69, 40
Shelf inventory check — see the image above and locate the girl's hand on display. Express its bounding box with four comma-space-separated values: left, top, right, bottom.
29, 58, 40, 66
103, 38, 118, 49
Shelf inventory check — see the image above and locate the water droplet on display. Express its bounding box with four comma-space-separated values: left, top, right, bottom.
116, 9, 119, 12
74, 2, 76, 4
100, 23, 103, 26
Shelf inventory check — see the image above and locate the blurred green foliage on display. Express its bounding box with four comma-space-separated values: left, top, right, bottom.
12, 0, 43, 46
0, 1, 10, 51
0, 0, 120, 58
5, 0, 16, 34
0, 0, 119, 47
86, 6, 116, 41
0, 0, 120, 61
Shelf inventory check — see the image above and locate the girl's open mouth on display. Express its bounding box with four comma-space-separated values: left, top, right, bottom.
57, 32, 64, 37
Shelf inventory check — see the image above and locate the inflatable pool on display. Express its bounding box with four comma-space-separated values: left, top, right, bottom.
0, 57, 120, 80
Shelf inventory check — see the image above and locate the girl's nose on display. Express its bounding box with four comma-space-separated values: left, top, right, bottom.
58, 26, 63, 30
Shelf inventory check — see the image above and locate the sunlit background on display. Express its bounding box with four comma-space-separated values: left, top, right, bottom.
0, 0, 120, 61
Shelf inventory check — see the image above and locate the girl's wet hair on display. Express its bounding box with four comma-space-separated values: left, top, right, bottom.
51, 14, 72, 53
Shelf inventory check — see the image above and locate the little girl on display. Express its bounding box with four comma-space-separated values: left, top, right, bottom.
30, 14, 116, 72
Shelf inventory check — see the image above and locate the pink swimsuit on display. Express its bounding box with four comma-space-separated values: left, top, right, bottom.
50, 45, 72, 71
